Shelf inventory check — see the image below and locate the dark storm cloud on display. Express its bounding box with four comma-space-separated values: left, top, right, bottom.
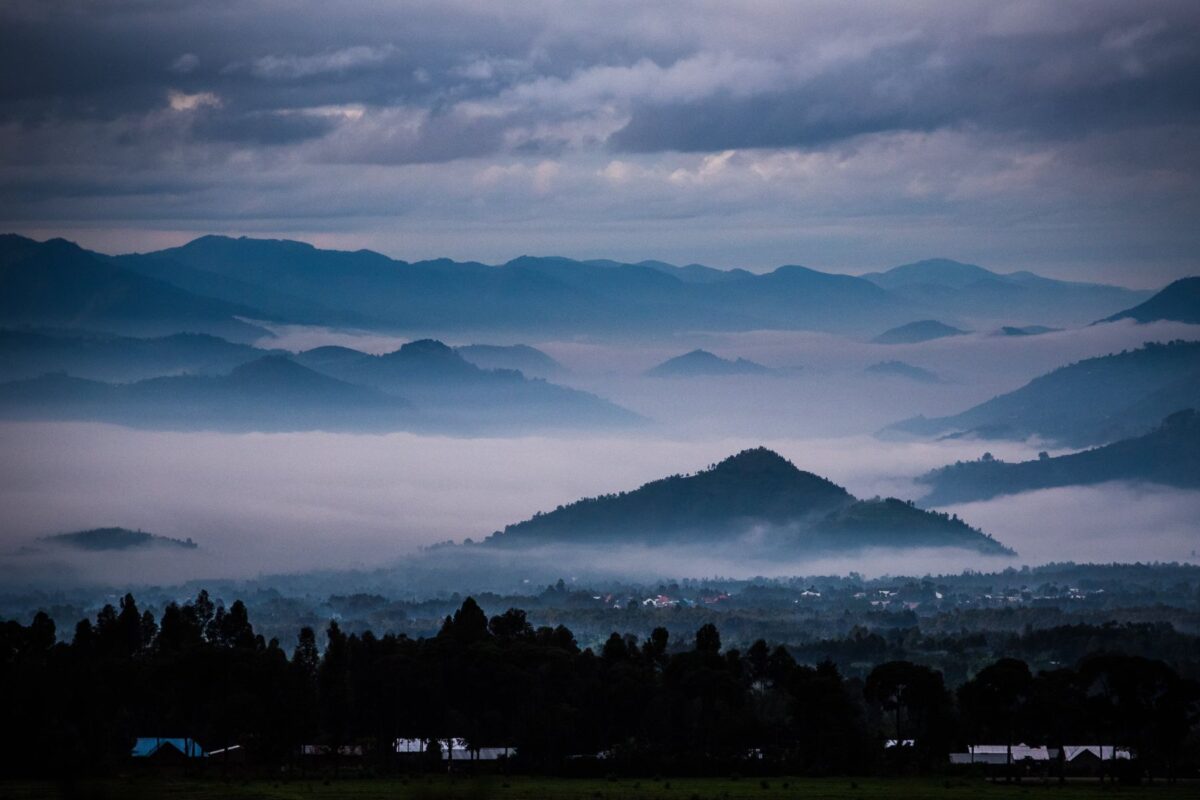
1, 1, 1199, 281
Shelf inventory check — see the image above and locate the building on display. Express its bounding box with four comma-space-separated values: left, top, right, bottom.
949, 744, 1050, 765
130, 737, 206, 761
394, 737, 513, 761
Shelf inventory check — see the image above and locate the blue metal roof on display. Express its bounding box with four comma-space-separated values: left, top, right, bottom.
131, 737, 206, 758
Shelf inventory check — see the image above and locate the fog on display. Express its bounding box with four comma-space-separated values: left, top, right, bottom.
2, 317, 1198, 590
1, 418, 1194, 590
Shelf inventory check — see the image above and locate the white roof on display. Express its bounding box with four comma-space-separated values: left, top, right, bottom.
1063, 745, 1131, 761
967, 744, 1050, 761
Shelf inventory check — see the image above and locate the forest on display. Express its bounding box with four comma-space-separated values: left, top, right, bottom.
2, 593, 1197, 782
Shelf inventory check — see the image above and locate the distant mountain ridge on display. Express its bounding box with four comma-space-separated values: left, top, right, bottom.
917, 409, 1200, 505
862, 258, 1152, 326
94, 236, 1156, 335
487, 447, 1012, 554
0, 235, 268, 342
885, 340, 1200, 447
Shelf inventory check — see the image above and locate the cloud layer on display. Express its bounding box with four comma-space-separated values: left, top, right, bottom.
1, 1, 1199, 281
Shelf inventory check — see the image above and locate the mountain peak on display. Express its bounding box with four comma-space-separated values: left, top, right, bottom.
709, 447, 799, 478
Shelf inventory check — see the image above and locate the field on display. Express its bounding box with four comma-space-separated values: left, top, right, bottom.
2, 776, 1197, 800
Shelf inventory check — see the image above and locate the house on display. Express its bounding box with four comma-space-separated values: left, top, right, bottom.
949, 744, 1050, 765
299, 744, 365, 757
394, 737, 513, 761
130, 737, 206, 761
1062, 745, 1131, 762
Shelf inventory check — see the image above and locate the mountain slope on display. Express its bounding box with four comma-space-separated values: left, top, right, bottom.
293, 339, 639, 430
0, 355, 413, 432
917, 409, 1200, 505
0, 329, 270, 382
862, 258, 1150, 325
455, 344, 567, 378
885, 340, 1200, 446
0, 235, 267, 341
42, 527, 198, 551
487, 447, 1011, 554
1100, 276, 1200, 325
645, 349, 772, 377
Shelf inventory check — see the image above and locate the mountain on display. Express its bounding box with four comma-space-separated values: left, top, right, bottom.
42, 527, 198, 551
0, 355, 414, 432
634, 260, 755, 284
872, 320, 968, 344
885, 340, 1200, 447
487, 447, 1012, 554
0, 235, 268, 342
995, 325, 1059, 337
0, 329, 271, 382
862, 258, 1151, 326
455, 344, 567, 378
645, 349, 772, 377
293, 339, 638, 431
1100, 277, 1200, 325
865, 361, 943, 384
917, 409, 1200, 505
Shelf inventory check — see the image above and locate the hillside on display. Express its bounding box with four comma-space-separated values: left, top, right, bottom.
487, 447, 1011, 554
917, 409, 1200, 505
0, 329, 270, 382
872, 320, 968, 344
0, 356, 414, 432
455, 344, 567, 378
293, 339, 638, 430
885, 340, 1200, 446
42, 527, 198, 551
645, 349, 772, 377
0, 235, 267, 342
1100, 276, 1200, 324
862, 258, 1150, 326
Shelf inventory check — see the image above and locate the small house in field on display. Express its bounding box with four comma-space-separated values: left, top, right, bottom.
949, 744, 1050, 765
394, 737, 513, 762
130, 737, 206, 762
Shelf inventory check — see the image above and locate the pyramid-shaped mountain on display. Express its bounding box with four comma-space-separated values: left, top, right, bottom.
488, 447, 1011, 554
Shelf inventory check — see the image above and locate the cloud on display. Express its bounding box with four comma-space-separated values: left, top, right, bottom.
1, 1, 1199, 281
247, 44, 399, 80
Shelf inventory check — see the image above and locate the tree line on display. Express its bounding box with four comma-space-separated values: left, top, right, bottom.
1, 592, 1197, 779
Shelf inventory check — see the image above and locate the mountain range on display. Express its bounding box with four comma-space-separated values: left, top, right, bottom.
861, 258, 1154, 326
0, 234, 1156, 339
0, 335, 636, 433
885, 340, 1200, 447
486, 447, 1012, 555
41, 527, 198, 552
917, 409, 1200, 505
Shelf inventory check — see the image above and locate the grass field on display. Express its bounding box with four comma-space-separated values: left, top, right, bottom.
2, 776, 1197, 800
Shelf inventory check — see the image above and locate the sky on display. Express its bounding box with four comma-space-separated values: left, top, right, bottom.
1, 1, 1199, 285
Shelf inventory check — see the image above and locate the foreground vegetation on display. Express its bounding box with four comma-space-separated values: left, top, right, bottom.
3, 776, 1200, 800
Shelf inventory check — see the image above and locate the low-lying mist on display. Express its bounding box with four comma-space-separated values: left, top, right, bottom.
2, 419, 1195, 590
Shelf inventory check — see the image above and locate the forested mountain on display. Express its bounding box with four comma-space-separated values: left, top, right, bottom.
1101, 276, 1200, 325
645, 349, 772, 377
872, 320, 968, 344
0, 235, 267, 342
917, 409, 1200, 505
886, 341, 1200, 446
0, 329, 270, 382
862, 258, 1151, 326
455, 344, 567, 377
488, 448, 1011, 554
41, 527, 197, 551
